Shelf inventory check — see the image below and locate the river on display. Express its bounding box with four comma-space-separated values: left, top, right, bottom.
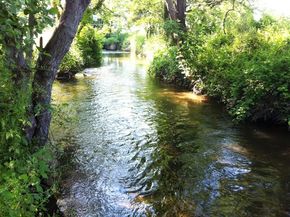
52, 52, 290, 217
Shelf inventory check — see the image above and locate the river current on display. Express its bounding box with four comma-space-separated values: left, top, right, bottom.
52, 53, 290, 217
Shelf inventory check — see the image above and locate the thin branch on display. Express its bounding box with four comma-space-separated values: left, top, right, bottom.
93, 0, 105, 11
223, 0, 235, 34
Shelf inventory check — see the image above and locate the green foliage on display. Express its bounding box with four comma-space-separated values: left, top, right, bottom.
149, 46, 180, 81
76, 25, 103, 67
196, 30, 290, 123
135, 35, 146, 55
104, 31, 129, 50
121, 36, 131, 51
150, 1, 290, 125
59, 43, 84, 74
163, 20, 183, 42
149, 46, 193, 89
0, 0, 56, 58
0, 57, 52, 216
128, 0, 163, 35
0, 149, 52, 217
0, 59, 29, 162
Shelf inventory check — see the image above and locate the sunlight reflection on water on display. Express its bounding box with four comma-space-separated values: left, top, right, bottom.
52, 53, 290, 217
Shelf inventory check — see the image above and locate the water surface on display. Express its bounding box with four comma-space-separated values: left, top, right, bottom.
52, 53, 290, 217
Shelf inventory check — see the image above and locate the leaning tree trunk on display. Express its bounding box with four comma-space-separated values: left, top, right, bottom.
29, 0, 91, 145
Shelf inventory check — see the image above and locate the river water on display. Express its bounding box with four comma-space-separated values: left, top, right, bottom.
52, 53, 290, 217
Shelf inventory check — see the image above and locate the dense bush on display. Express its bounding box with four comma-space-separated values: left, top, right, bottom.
104, 31, 129, 50
0, 58, 52, 216
149, 46, 179, 80
135, 35, 146, 55
149, 6, 290, 125
196, 31, 290, 123
58, 43, 84, 79
148, 46, 192, 89
77, 25, 103, 67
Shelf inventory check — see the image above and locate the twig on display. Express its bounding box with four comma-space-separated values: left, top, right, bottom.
223, 0, 235, 34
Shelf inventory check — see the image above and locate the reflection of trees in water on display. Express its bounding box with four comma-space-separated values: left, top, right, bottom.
52, 55, 290, 216
134, 93, 203, 216
51, 79, 95, 189
134, 79, 290, 216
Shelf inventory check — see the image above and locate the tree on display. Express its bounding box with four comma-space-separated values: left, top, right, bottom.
165, 0, 187, 30
0, 0, 99, 146
30, 0, 92, 145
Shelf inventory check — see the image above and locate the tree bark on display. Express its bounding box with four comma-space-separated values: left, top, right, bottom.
164, 0, 186, 44
4, 37, 31, 85
165, 0, 177, 20
164, 0, 186, 29
29, 0, 91, 145
176, 0, 186, 30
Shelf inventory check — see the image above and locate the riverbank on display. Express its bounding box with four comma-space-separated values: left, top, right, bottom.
148, 42, 290, 127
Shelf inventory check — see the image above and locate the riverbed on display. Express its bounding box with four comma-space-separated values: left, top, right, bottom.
52, 53, 290, 217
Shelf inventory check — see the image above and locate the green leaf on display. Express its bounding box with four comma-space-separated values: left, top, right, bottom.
48, 7, 58, 15
23, 9, 30, 15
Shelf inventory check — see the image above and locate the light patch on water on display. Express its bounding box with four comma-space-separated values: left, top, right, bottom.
52, 80, 90, 103
224, 143, 250, 155
159, 90, 208, 105
252, 129, 273, 139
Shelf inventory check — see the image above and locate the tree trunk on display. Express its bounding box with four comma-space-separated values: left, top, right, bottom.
176, 0, 186, 30
4, 38, 31, 85
29, 0, 91, 145
165, 0, 186, 27
164, 0, 186, 44
165, 0, 177, 20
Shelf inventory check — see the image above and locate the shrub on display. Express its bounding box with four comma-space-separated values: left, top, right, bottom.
181, 14, 290, 124
150, 8, 290, 125
0, 57, 52, 216
76, 25, 103, 67
121, 36, 131, 51
58, 43, 83, 78
148, 46, 192, 89
198, 31, 290, 123
104, 36, 119, 46
135, 35, 146, 55
103, 31, 129, 50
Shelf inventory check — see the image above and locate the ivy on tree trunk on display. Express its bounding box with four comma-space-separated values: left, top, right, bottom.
27, 0, 91, 145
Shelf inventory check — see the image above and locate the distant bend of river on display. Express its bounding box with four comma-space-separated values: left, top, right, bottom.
52, 52, 290, 217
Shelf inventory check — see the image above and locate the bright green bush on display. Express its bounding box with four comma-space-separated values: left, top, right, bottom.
121, 36, 131, 51
185, 13, 290, 124
197, 31, 290, 123
135, 35, 146, 55
77, 25, 103, 67
104, 36, 119, 46
59, 43, 83, 75
149, 46, 179, 80
0, 58, 52, 216
149, 46, 192, 89
104, 31, 129, 50
150, 4, 290, 125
